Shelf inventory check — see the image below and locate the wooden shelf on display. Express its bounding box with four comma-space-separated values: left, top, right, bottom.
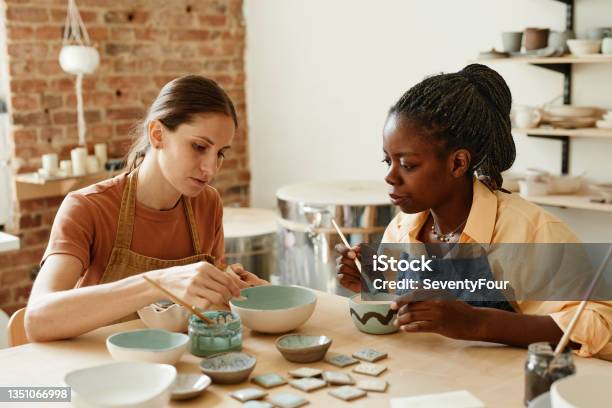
525, 194, 612, 213
476, 54, 612, 65
15, 170, 122, 201
513, 127, 612, 138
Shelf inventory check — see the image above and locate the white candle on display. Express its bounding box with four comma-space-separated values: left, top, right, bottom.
86, 155, 99, 173
94, 143, 107, 169
41, 153, 58, 175
59, 160, 72, 176
71, 147, 87, 176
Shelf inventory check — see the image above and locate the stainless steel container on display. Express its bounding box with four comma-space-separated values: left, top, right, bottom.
276, 180, 395, 296
223, 208, 278, 281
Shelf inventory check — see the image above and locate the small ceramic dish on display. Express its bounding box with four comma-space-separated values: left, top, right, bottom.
64, 362, 176, 408
171, 373, 211, 400
230, 285, 317, 333
137, 302, 190, 332
199, 351, 257, 384
106, 329, 189, 365
275, 334, 332, 363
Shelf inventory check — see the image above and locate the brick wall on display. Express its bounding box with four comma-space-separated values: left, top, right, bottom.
0, 0, 249, 315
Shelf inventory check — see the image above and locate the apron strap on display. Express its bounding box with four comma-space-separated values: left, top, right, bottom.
113, 168, 139, 250
113, 168, 202, 254
182, 197, 202, 255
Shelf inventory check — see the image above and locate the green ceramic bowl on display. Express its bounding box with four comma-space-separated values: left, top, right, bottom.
106, 329, 189, 365
230, 285, 317, 333
349, 293, 398, 335
275, 334, 332, 363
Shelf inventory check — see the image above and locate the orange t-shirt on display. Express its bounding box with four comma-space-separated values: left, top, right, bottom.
41, 173, 225, 287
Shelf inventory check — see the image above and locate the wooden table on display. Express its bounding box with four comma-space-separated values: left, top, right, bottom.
1, 291, 610, 407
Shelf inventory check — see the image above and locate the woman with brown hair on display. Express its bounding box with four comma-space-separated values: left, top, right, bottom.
25, 75, 266, 342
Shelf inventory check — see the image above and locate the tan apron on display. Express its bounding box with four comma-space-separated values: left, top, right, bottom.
100, 168, 215, 321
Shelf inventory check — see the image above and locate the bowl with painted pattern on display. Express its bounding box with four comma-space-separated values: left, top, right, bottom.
349, 293, 398, 335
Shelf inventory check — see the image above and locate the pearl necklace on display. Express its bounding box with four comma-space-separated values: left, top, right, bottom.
430, 217, 468, 243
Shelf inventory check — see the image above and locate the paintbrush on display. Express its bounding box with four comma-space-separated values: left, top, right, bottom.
552, 244, 612, 359
143, 275, 215, 324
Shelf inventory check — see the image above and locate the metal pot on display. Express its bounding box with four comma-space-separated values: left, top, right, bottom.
276, 180, 395, 296
223, 208, 278, 281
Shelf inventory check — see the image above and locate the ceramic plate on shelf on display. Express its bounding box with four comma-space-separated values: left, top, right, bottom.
171, 374, 211, 400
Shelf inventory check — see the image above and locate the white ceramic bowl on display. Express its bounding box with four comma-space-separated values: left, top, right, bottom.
230, 285, 317, 333
64, 362, 176, 408
548, 175, 583, 194
137, 303, 190, 332
519, 180, 549, 197
551, 374, 612, 408
106, 329, 189, 365
543, 105, 601, 118
567, 39, 601, 56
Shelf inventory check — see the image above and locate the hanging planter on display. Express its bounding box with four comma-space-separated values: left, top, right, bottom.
59, 0, 100, 146
59, 45, 99, 75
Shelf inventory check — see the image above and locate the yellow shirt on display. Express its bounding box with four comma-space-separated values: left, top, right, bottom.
382, 178, 612, 359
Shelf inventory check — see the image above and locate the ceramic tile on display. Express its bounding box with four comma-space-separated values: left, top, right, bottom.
329, 386, 367, 401
352, 362, 387, 377
288, 367, 323, 378
356, 379, 388, 392
289, 378, 327, 392
230, 387, 268, 402
252, 373, 288, 389
352, 348, 387, 362
324, 354, 359, 367
322, 371, 355, 385
269, 392, 309, 408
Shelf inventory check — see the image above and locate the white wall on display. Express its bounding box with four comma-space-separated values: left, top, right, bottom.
244, 0, 612, 242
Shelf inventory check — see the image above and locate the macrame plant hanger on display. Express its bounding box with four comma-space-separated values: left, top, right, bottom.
59, 0, 100, 146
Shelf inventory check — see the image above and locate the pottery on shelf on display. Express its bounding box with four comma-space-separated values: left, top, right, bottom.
349, 293, 398, 335
64, 362, 176, 408
275, 334, 332, 363
230, 285, 317, 334
106, 329, 189, 365
567, 39, 601, 56
199, 351, 257, 384
524, 28, 550, 50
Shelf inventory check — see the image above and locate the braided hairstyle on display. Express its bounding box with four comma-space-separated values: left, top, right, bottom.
389, 63, 515, 190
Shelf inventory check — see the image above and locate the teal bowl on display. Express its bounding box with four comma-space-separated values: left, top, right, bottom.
349, 293, 398, 335
230, 285, 317, 333
106, 329, 189, 365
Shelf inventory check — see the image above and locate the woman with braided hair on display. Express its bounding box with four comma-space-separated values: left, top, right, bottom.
336, 64, 612, 358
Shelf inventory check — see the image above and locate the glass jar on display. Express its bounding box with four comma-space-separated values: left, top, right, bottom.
524, 342, 576, 406
188, 311, 242, 357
